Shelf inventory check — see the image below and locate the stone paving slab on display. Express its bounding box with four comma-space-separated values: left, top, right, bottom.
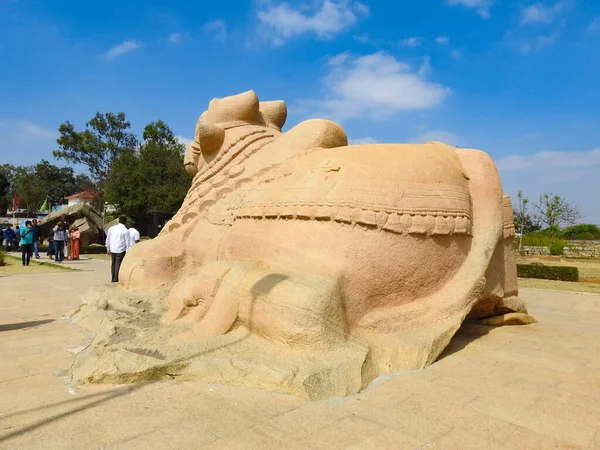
0, 261, 599, 449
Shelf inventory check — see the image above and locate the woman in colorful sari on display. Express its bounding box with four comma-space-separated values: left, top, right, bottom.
70, 226, 81, 260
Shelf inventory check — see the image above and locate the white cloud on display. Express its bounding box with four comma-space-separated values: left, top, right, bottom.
518, 33, 558, 53
435, 36, 450, 45
520, 2, 567, 25
103, 40, 141, 59
354, 33, 371, 43
0, 120, 58, 164
497, 149, 600, 223
169, 32, 182, 44
445, 0, 493, 19
349, 136, 379, 145
298, 52, 450, 121
450, 50, 462, 60
409, 130, 460, 146
504, 2, 570, 54
176, 136, 193, 146
0, 120, 57, 143
21, 122, 57, 141
257, 0, 369, 44
353, 33, 389, 47
399, 37, 423, 48
496, 149, 600, 171
203, 20, 228, 42
586, 18, 600, 33
417, 56, 432, 76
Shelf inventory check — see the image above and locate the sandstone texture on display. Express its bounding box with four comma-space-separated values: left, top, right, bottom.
71, 90, 534, 400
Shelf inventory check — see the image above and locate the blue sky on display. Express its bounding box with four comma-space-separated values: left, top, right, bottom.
1, 0, 599, 222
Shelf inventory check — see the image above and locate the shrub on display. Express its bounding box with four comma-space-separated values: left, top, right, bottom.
560, 224, 600, 240
0, 250, 5, 267
549, 243, 565, 256
517, 264, 578, 282
519, 231, 567, 247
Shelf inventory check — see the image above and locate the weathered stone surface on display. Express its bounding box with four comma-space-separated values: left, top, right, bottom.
71, 90, 534, 400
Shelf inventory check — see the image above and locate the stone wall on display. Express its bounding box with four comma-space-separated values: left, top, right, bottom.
567, 240, 600, 246
519, 246, 600, 258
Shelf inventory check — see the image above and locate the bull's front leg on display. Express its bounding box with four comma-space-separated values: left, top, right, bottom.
165, 261, 350, 351
118, 230, 187, 289
119, 219, 227, 290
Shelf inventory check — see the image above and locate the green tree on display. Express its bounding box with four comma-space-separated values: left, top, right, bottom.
104, 120, 191, 227
54, 112, 139, 188
513, 191, 542, 255
533, 193, 581, 239
12, 165, 42, 212
0, 165, 13, 213
0, 161, 96, 214
34, 160, 95, 208
559, 224, 600, 240
513, 191, 541, 237
74, 173, 96, 192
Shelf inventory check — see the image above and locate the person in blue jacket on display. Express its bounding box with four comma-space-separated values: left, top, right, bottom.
3, 225, 15, 251
20, 220, 35, 266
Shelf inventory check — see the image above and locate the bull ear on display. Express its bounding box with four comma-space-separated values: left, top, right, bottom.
195, 121, 225, 155
184, 142, 202, 176
260, 100, 287, 130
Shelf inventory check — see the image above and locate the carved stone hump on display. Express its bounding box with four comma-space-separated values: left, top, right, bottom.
233, 143, 473, 235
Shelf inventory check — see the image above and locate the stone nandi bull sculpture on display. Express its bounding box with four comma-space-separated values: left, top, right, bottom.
72, 90, 534, 400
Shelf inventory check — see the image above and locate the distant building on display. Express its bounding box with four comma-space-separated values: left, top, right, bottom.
64, 189, 101, 207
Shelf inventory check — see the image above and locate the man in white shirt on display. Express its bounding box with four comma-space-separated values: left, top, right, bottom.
127, 226, 140, 250
52, 220, 69, 263
105, 216, 129, 282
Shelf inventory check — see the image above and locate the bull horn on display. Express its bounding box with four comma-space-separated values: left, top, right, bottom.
206, 90, 261, 124
260, 100, 287, 131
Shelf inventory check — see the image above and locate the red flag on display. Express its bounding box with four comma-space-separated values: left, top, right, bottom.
13, 194, 20, 211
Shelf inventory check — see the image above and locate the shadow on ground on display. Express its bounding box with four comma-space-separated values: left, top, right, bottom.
0, 319, 55, 332
0, 384, 147, 443
436, 322, 493, 361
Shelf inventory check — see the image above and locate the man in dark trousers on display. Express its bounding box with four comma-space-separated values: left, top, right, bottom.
105, 216, 129, 283
52, 220, 68, 263
13, 226, 20, 252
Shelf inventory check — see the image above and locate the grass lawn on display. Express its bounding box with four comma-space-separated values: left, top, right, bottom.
518, 277, 600, 294
0, 254, 78, 275
517, 255, 600, 294
83, 253, 110, 261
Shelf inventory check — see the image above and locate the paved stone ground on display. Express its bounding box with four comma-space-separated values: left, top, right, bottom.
1, 258, 599, 449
